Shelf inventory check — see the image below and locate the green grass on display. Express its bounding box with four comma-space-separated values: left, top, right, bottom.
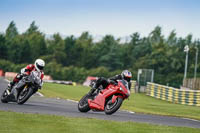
0, 111, 200, 133
41, 83, 90, 100
122, 93, 200, 120
41, 83, 200, 120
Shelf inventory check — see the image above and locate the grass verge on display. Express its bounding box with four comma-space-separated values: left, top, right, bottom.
41, 83, 200, 120
0, 111, 200, 133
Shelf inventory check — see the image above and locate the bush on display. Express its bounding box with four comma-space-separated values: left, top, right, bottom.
0, 59, 13, 71
45, 61, 63, 80
61, 66, 88, 83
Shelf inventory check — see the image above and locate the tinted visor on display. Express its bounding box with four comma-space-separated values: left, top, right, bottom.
36, 63, 44, 70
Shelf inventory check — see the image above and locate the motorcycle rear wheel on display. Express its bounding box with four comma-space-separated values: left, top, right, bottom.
78, 94, 91, 112
17, 87, 33, 105
105, 97, 123, 115
1, 89, 9, 103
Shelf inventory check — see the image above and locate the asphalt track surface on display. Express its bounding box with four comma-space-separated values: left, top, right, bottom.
0, 78, 200, 128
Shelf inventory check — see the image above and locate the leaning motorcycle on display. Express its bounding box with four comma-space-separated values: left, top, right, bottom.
1, 71, 42, 104
78, 79, 130, 115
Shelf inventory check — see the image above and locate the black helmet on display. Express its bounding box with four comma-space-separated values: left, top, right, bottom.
121, 70, 132, 82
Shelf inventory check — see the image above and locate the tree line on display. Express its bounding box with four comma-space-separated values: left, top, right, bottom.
0, 21, 200, 87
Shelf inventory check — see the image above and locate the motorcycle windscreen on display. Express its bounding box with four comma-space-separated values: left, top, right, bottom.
118, 80, 130, 96
30, 71, 42, 85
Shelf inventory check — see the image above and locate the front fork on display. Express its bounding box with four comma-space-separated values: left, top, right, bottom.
111, 95, 124, 103
16, 85, 28, 99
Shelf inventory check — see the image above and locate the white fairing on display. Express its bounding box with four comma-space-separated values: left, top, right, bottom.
32, 71, 42, 87
33, 71, 41, 79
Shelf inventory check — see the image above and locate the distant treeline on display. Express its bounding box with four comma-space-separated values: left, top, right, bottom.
0, 21, 200, 87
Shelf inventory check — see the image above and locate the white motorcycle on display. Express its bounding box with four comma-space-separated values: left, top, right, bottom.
1, 71, 42, 104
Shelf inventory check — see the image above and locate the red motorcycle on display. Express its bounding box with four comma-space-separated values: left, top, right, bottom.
78, 79, 130, 115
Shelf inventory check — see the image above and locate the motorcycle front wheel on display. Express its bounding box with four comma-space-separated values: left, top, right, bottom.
1, 89, 9, 103
17, 87, 33, 105
78, 94, 91, 112
105, 97, 123, 115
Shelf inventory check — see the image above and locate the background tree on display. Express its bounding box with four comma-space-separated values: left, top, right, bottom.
0, 34, 7, 60
1, 21, 200, 87
24, 21, 47, 60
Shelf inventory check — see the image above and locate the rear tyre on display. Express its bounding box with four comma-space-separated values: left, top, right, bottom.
17, 87, 33, 105
1, 90, 9, 103
78, 94, 91, 112
105, 97, 123, 115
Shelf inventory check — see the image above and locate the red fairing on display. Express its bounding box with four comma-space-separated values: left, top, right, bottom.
88, 85, 118, 110
88, 81, 130, 111
111, 95, 119, 104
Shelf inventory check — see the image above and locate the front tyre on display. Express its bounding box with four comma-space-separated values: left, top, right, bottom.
105, 97, 123, 115
17, 87, 33, 105
1, 90, 9, 103
78, 94, 91, 112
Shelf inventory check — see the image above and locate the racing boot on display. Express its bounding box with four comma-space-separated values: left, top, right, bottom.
7, 81, 15, 92
88, 83, 98, 96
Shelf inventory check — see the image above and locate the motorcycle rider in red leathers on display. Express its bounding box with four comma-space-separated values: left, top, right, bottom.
7, 59, 45, 92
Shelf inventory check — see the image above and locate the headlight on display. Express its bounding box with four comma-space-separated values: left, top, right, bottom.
120, 86, 130, 96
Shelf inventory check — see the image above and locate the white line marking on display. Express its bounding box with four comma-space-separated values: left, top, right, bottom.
66, 99, 78, 103
182, 118, 200, 122
4, 79, 10, 83
36, 92, 44, 97
128, 111, 135, 114
121, 110, 135, 114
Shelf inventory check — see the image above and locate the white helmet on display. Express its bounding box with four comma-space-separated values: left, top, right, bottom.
34, 59, 45, 72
